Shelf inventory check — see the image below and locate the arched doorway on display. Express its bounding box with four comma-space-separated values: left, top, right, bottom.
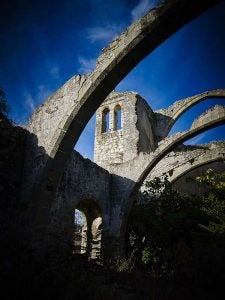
73, 209, 87, 254
73, 199, 102, 259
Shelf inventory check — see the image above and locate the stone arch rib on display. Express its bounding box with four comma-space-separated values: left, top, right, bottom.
171, 154, 225, 184
144, 142, 225, 184
135, 105, 225, 191
155, 89, 225, 139
111, 105, 225, 196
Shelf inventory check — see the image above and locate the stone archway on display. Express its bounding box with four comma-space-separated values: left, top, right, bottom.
74, 199, 102, 259
73, 209, 87, 254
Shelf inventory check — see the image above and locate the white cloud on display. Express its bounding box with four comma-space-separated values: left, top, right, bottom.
186, 132, 209, 145
131, 0, 160, 22
23, 85, 52, 115
37, 85, 52, 102
78, 56, 96, 74
87, 25, 122, 43
24, 92, 36, 113
50, 66, 60, 79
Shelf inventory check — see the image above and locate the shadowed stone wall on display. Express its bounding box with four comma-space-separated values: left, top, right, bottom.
0, 118, 27, 257
47, 149, 111, 258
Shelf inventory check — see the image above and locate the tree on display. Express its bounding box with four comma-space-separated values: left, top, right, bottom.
0, 88, 10, 118
195, 169, 225, 233
127, 170, 225, 299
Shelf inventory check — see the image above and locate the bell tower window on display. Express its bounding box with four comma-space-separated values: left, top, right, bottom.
114, 105, 122, 130
102, 108, 110, 132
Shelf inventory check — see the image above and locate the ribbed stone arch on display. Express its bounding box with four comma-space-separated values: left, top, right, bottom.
144, 141, 225, 183
112, 105, 225, 192
170, 150, 225, 184
155, 89, 225, 139
27, 0, 222, 250
137, 105, 225, 188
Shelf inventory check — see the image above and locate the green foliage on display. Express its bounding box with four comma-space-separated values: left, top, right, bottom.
127, 170, 225, 299
0, 88, 10, 118
195, 169, 225, 223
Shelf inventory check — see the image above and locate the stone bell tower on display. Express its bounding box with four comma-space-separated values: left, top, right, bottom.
94, 91, 156, 169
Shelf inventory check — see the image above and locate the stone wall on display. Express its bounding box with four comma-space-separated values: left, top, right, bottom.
57, 149, 111, 215
136, 94, 155, 152
48, 149, 111, 257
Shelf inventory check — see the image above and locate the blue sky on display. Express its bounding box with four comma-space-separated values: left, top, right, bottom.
1, 0, 225, 160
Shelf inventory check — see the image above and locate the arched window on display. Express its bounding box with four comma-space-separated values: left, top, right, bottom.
102, 108, 110, 132
114, 105, 122, 130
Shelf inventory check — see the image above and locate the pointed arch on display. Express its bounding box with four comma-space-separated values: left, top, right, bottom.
155, 90, 225, 139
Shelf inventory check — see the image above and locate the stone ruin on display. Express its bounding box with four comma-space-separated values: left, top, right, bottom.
1, 0, 224, 262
